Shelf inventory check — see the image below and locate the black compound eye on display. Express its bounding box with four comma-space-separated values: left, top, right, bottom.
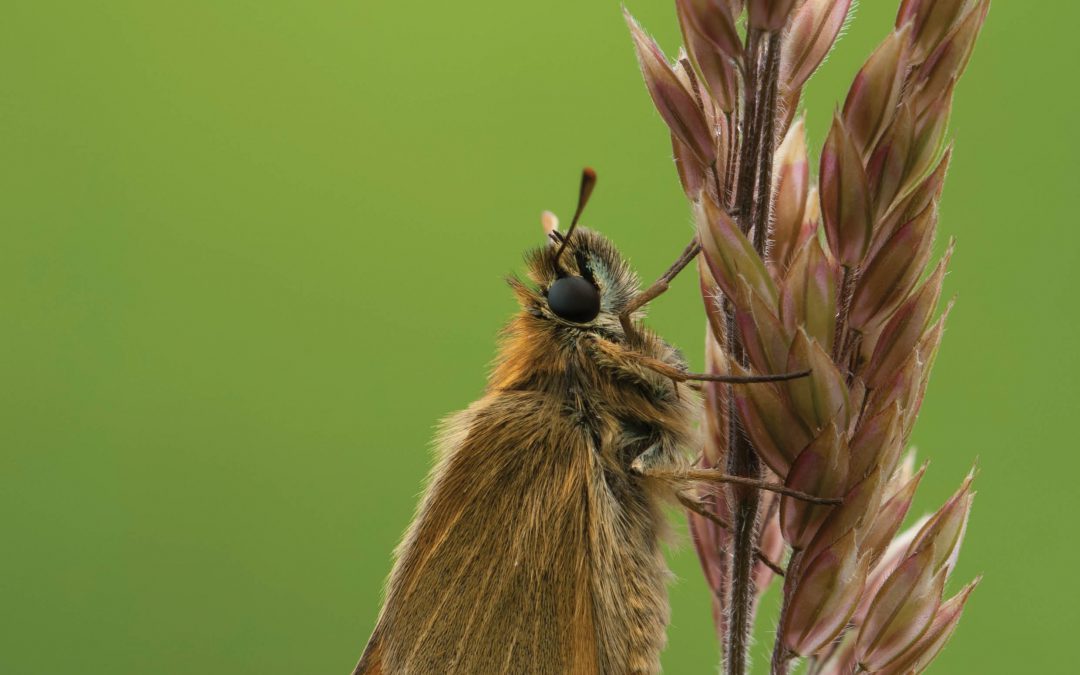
547, 275, 601, 323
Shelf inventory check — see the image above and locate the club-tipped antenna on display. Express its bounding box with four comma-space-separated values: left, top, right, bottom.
553, 167, 597, 269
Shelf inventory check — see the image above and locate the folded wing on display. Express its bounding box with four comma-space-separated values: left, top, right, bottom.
354, 392, 600, 675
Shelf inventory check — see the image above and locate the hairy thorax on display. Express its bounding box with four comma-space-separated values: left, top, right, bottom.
492, 318, 699, 674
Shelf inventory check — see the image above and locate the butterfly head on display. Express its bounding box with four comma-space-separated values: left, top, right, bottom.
512, 169, 640, 333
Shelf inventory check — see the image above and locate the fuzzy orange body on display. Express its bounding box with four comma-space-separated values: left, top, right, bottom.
353, 229, 698, 674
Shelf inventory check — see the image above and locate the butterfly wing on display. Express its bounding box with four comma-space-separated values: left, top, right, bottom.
354, 391, 600, 675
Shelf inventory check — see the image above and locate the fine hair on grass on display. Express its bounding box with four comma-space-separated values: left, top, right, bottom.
624, 0, 989, 672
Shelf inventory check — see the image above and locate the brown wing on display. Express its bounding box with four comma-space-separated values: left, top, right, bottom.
353, 633, 385, 675
354, 391, 600, 675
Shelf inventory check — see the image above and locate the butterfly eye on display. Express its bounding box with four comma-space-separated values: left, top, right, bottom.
547, 275, 601, 323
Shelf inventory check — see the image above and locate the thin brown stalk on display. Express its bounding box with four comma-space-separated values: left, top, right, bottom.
733, 30, 766, 232
751, 32, 783, 254
724, 24, 785, 675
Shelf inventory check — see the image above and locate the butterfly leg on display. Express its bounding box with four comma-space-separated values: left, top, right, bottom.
628, 442, 789, 575
676, 492, 785, 577
619, 237, 701, 339
590, 333, 810, 386
641, 466, 841, 505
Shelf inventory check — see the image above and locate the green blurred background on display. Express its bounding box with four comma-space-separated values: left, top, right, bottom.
0, 1, 1072, 673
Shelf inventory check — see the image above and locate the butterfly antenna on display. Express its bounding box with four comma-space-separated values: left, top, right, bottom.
554, 167, 598, 269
